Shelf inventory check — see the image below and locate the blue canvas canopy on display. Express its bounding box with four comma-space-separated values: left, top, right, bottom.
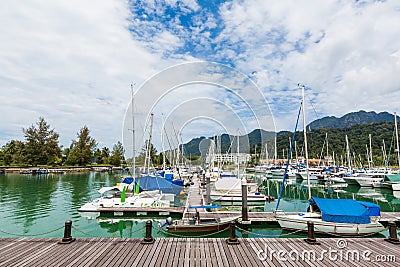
357, 201, 381, 216
122, 177, 134, 184
135, 175, 183, 195
309, 197, 379, 224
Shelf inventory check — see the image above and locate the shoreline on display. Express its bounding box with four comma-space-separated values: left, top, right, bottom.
0, 166, 128, 174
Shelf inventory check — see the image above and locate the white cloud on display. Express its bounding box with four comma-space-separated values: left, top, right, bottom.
0, 0, 178, 148
217, 0, 400, 124
1, 0, 399, 153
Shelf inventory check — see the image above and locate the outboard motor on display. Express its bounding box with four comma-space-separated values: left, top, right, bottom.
158, 217, 173, 227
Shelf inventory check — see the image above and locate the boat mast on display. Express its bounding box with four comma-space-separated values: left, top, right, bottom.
237, 130, 240, 178
145, 113, 154, 175
395, 112, 400, 168
301, 85, 311, 202
346, 135, 351, 172
274, 137, 277, 165
326, 133, 329, 166
369, 134, 373, 168
131, 83, 136, 193
382, 139, 387, 169
161, 115, 166, 172
366, 144, 371, 169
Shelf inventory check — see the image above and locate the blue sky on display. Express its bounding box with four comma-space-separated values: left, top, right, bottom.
1, 0, 400, 154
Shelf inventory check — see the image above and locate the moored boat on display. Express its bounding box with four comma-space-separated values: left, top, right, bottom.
275, 85, 385, 237
276, 197, 385, 236
78, 187, 173, 212
166, 215, 239, 232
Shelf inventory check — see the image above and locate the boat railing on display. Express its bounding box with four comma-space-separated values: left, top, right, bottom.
273, 210, 286, 216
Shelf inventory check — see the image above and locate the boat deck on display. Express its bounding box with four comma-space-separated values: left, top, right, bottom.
0, 237, 398, 266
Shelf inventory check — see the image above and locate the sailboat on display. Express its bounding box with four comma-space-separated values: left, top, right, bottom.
275, 85, 385, 236
165, 205, 239, 233
79, 85, 175, 214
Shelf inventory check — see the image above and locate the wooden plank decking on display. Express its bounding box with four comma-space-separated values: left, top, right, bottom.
0, 237, 398, 266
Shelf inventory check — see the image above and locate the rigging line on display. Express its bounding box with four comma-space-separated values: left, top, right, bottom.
275, 102, 302, 212
318, 135, 326, 167
306, 93, 320, 122
386, 127, 396, 168
163, 126, 174, 160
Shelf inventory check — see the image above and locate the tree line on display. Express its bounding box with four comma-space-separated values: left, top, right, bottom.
0, 117, 126, 167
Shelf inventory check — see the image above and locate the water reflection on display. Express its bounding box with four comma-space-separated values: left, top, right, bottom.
0, 172, 400, 238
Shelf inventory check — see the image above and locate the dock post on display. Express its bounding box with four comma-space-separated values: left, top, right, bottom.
385, 221, 400, 244
206, 175, 211, 205
141, 220, 155, 244
58, 220, 76, 244
226, 221, 239, 245
241, 177, 248, 221
304, 221, 319, 245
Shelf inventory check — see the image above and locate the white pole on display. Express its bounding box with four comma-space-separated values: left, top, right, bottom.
369, 134, 373, 168
237, 131, 240, 178
395, 112, 400, 168
346, 135, 351, 171
326, 133, 329, 166
146, 113, 154, 174
130, 83, 136, 194
161, 115, 166, 172
301, 85, 311, 202
274, 137, 277, 165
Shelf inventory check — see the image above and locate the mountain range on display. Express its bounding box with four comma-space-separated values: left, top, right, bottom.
181, 110, 400, 157
307, 110, 399, 129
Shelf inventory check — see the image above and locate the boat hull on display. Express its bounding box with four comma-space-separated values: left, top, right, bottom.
167, 217, 237, 232
167, 222, 231, 232
276, 213, 385, 236
391, 183, 400, 191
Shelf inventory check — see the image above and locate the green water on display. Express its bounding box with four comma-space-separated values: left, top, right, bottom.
0, 172, 398, 239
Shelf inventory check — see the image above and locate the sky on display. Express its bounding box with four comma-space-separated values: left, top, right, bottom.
1, 0, 400, 156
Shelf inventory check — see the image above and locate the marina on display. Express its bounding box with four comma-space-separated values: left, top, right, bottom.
2, 1, 400, 266
1, 171, 400, 239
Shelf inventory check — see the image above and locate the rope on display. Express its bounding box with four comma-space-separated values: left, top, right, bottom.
72, 225, 146, 238
155, 224, 229, 238
0, 226, 64, 237
71, 226, 101, 238
235, 224, 308, 237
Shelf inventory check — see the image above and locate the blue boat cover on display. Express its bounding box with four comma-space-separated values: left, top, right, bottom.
357, 201, 381, 216
135, 175, 183, 195
122, 177, 134, 184
309, 197, 379, 224
172, 179, 184, 186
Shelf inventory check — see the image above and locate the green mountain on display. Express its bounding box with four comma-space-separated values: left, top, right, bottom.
276, 121, 399, 166
182, 129, 276, 156
180, 110, 400, 166
308, 110, 399, 130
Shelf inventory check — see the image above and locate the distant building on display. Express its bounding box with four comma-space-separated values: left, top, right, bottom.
207, 153, 251, 164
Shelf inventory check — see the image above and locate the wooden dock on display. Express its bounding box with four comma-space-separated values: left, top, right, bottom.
98, 206, 185, 217
0, 237, 398, 266
96, 205, 400, 226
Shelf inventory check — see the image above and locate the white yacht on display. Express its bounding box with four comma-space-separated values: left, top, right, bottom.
78, 187, 174, 212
